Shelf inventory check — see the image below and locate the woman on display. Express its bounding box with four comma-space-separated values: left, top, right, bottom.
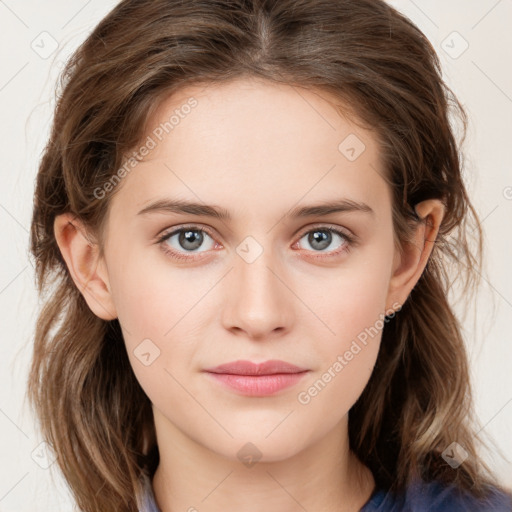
28, 0, 512, 510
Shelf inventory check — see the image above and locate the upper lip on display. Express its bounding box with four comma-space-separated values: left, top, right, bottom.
204, 360, 308, 375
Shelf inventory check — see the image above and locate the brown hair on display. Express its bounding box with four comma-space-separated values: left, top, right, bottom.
28, 0, 506, 510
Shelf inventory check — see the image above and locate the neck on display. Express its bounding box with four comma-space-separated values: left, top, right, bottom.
152, 412, 375, 512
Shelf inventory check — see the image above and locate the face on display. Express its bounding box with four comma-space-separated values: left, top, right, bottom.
99, 78, 400, 461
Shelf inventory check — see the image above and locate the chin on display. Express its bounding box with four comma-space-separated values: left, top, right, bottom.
206, 430, 310, 464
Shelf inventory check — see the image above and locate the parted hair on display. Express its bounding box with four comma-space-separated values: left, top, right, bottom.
29, 0, 504, 510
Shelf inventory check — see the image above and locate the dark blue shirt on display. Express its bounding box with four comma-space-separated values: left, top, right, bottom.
361, 478, 512, 511
139, 474, 512, 511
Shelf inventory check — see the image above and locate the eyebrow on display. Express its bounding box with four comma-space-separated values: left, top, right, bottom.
137, 197, 374, 220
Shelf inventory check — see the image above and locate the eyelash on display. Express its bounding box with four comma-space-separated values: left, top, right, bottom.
155, 224, 356, 262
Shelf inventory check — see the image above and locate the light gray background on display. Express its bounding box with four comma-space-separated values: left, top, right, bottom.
0, 1, 511, 510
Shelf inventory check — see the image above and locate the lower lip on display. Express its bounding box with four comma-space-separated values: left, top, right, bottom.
205, 372, 309, 396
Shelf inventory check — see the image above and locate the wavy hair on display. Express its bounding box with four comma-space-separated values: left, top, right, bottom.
28, 0, 506, 510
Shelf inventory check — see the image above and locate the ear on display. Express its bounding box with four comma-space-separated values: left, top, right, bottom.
386, 199, 445, 311
53, 212, 117, 320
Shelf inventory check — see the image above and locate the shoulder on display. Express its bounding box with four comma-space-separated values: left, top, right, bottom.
405, 479, 512, 511
362, 478, 512, 512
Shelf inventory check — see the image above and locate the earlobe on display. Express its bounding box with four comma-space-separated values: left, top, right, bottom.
386, 199, 445, 310
53, 213, 117, 320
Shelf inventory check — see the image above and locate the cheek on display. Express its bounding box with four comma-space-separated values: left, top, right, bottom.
107, 243, 191, 338
321, 251, 393, 346
303, 246, 393, 405
295, 287, 387, 426
105, 247, 217, 398
339, 275, 389, 341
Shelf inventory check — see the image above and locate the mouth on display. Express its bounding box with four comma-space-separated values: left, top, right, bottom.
202, 360, 310, 396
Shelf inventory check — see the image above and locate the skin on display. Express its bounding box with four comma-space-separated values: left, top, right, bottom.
54, 77, 444, 512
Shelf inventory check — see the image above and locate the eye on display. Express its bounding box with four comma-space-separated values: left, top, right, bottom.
156, 224, 355, 262
157, 226, 219, 261
293, 225, 354, 257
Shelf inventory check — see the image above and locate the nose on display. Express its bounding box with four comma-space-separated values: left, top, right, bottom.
221, 245, 294, 341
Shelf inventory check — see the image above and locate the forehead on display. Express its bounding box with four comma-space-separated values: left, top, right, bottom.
108, 77, 391, 222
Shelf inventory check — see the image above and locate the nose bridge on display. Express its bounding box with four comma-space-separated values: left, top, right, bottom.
222, 234, 293, 336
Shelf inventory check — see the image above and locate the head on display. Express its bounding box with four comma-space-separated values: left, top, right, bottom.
29, 0, 492, 510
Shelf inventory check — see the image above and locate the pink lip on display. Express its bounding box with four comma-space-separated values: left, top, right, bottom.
203, 360, 309, 396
